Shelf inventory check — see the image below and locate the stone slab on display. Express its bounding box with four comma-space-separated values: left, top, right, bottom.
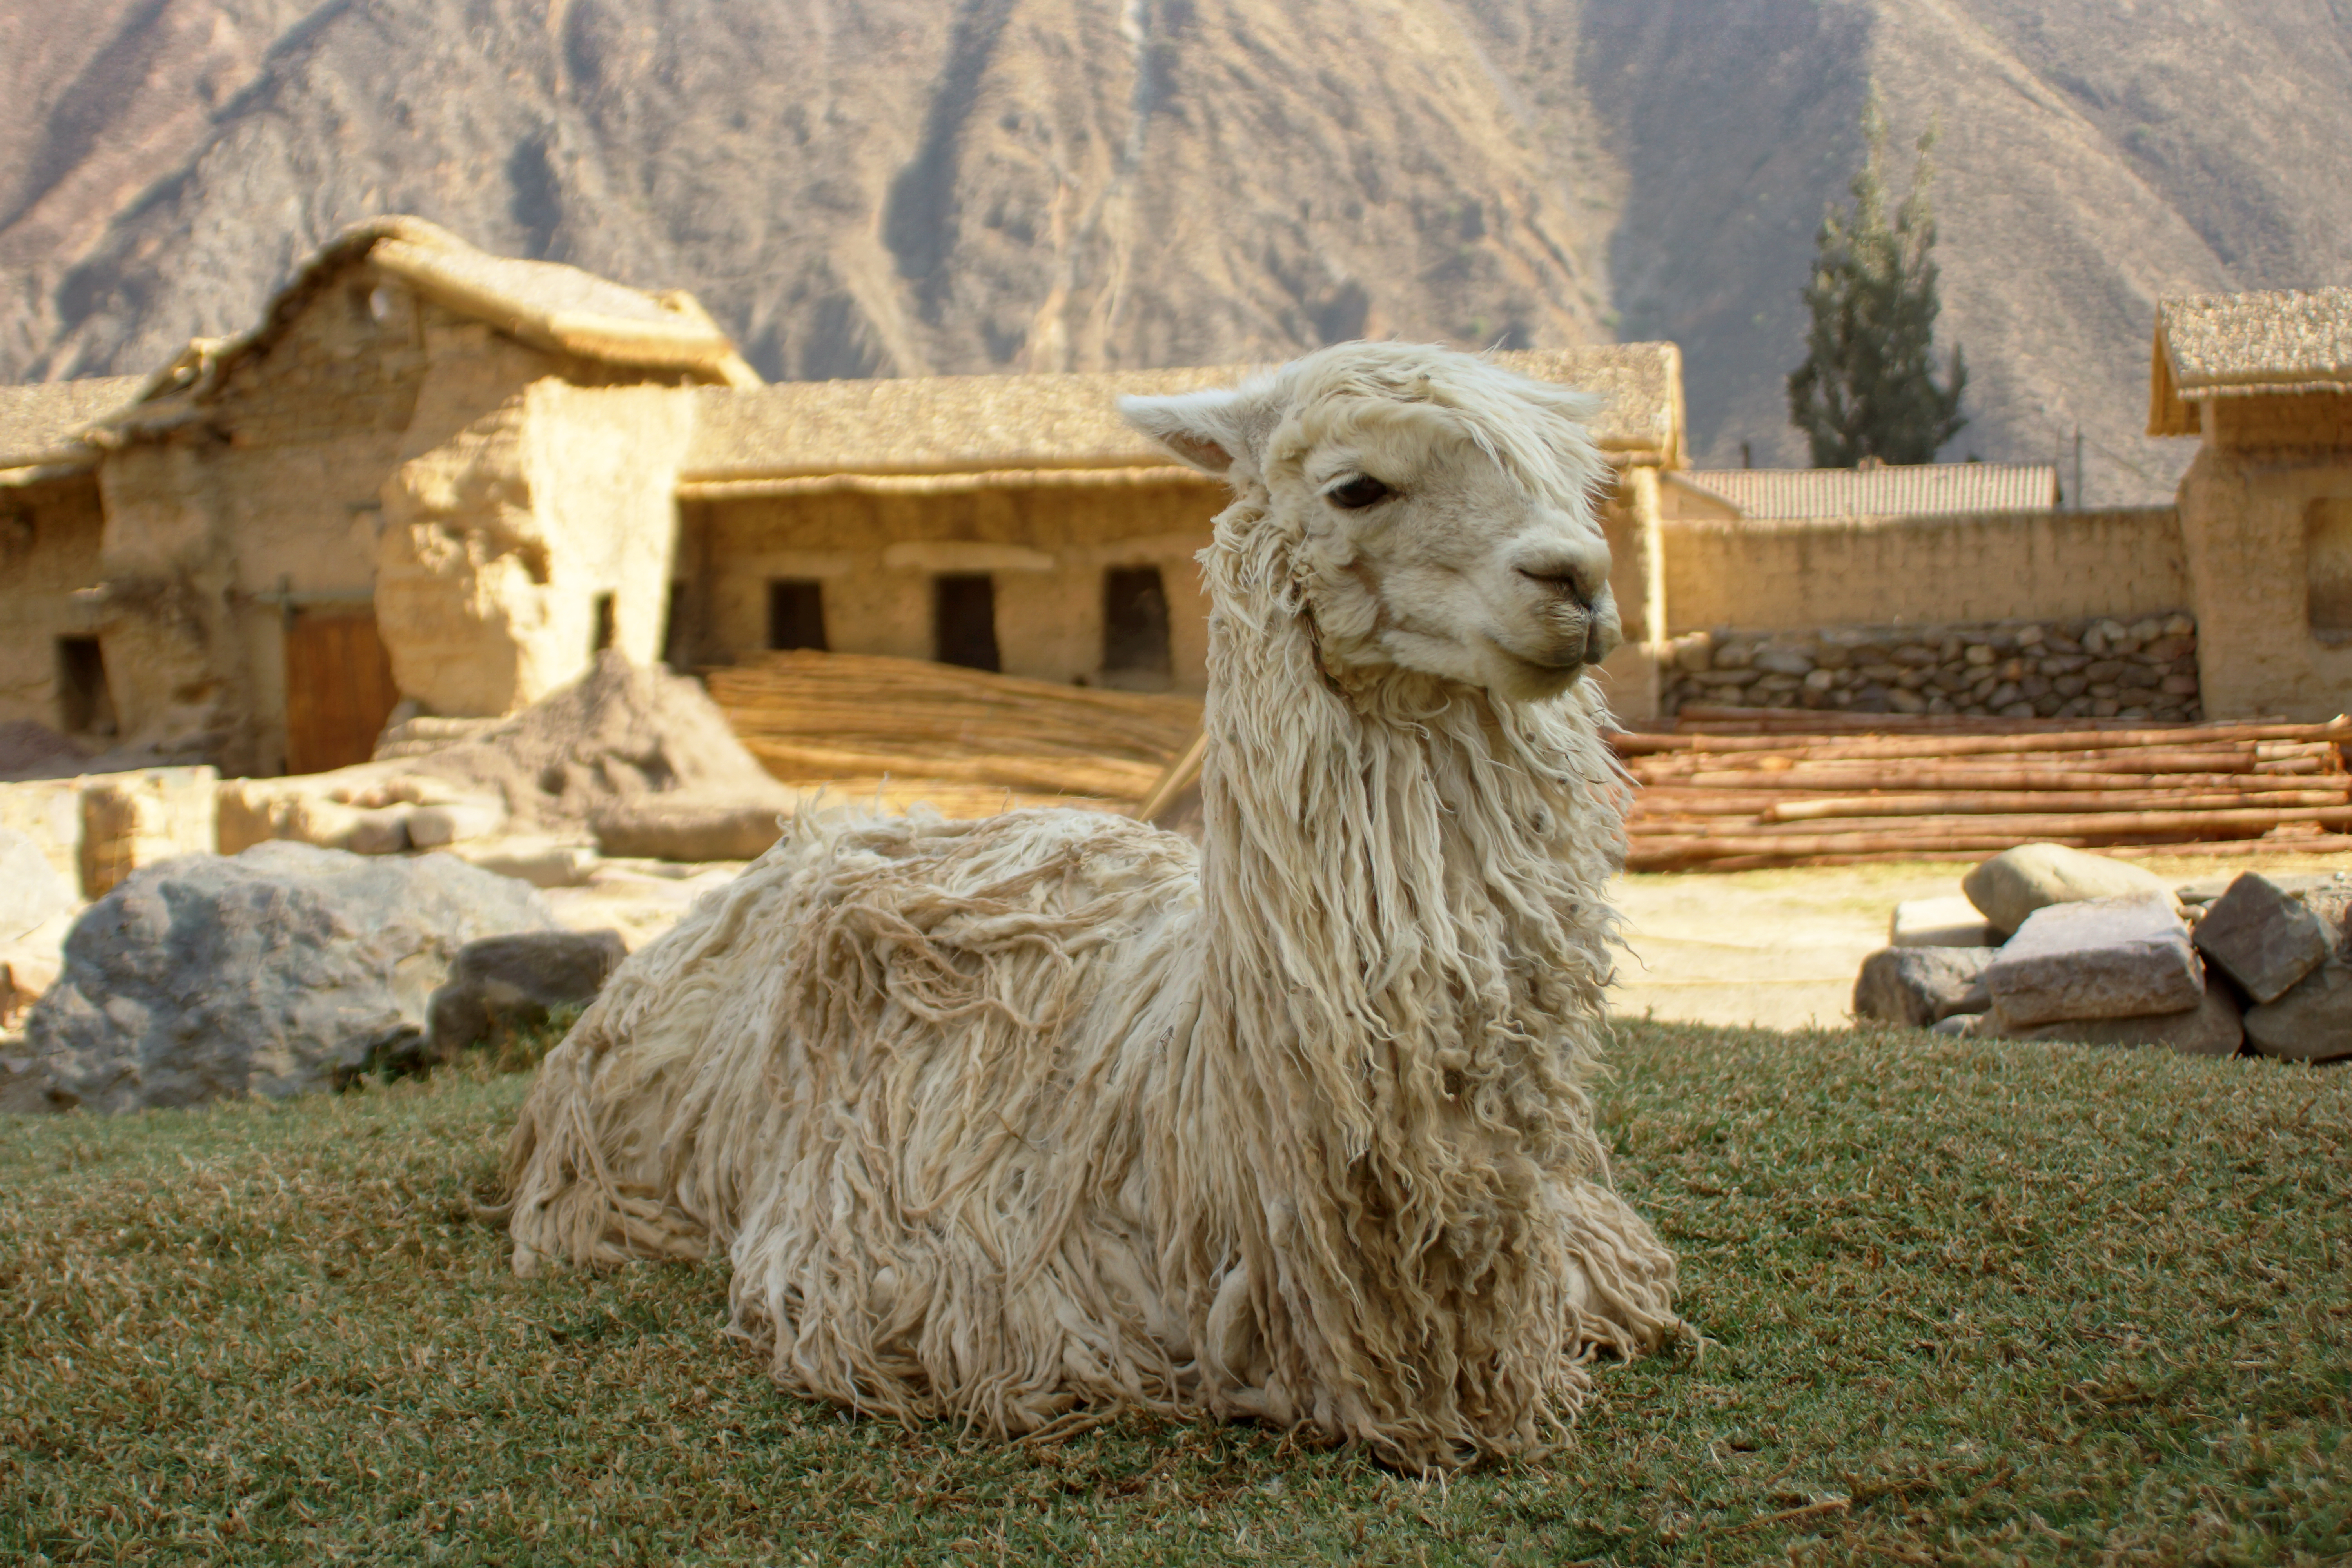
2191, 873, 2334, 1005
1891, 895, 1996, 949
1853, 946, 1997, 1027
1984, 891, 2204, 1027
2242, 958, 2352, 1062
1990, 984, 2243, 1058
1964, 843, 2174, 935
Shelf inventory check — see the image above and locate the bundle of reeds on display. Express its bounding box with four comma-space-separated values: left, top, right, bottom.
704, 651, 1204, 814
1616, 706, 2352, 870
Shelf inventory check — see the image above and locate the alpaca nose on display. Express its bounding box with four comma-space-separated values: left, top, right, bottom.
1513, 538, 1612, 609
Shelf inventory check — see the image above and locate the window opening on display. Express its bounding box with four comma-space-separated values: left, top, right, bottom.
934, 575, 1001, 671
2306, 498, 2352, 642
1101, 566, 1173, 688
591, 593, 617, 653
767, 579, 829, 651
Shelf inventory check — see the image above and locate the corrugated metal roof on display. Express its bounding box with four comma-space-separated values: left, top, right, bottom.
0, 377, 145, 472
1667, 463, 2059, 520
681, 344, 1685, 481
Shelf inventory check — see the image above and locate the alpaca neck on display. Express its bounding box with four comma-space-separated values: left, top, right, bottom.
1185, 497, 1624, 1186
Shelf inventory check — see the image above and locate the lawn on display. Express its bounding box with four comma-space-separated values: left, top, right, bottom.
2, 1020, 2347, 1565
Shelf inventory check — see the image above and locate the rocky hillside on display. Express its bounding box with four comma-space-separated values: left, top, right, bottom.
5, 0, 2348, 502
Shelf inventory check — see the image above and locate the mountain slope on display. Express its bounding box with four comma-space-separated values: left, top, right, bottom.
4, 0, 2348, 505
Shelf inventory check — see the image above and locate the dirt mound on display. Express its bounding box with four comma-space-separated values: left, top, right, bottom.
397, 652, 795, 828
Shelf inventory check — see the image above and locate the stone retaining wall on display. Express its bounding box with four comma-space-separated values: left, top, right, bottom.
1661, 613, 2201, 721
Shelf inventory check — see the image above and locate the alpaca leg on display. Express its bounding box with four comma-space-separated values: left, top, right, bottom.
1559, 1179, 1681, 1358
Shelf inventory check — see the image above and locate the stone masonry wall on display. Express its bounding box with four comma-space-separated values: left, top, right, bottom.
1661, 613, 2201, 722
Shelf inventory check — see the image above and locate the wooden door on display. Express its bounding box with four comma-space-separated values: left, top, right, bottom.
283, 609, 402, 775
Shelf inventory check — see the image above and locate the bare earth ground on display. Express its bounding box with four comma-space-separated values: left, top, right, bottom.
1609, 849, 2352, 1032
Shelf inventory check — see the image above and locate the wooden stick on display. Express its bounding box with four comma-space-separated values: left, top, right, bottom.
1612, 720, 2350, 759
1757, 788, 2348, 822
1133, 727, 1209, 823
1638, 768, 2338, 793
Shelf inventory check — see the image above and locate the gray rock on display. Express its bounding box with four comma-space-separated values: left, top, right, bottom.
1984, 892, 2204, 1027
426, 928, 626, 1060
1964, 844, 2176, 934
1990, 985, 2243, 1058
2242, 958, 2352, 1062
591, 798, 785, 863
2192, 874, 2334, 1005
0, 827, 76, 944
1853, 946, 1998, 1027
23, 842, 559, 1113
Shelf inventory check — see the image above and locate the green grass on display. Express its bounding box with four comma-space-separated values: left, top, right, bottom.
3, 1023, 2347, 1565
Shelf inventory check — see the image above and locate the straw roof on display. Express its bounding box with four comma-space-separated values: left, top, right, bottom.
1666, 463, 2059, 521
2149, 286, 2352, 436
98, 216, 757, 445
680, 343, 1684, 486
0, 376, 145, 477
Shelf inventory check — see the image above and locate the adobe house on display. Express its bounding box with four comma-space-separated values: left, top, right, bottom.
2152, 287, 2352, 720
669, 344, 1686, 708
0, 218, 1691, 776
3, 218, 753, 777
0, 378, 145, 742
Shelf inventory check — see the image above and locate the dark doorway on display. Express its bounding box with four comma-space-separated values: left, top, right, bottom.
768, 579, 829, 651
56, 636, 116, 737
1102, 566, 1172, 687
591, 592, 617, 653
933, 575, 1000, 671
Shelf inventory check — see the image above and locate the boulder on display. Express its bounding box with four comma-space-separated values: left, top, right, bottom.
591, 798, 784, 863
0, 827, 76, 943
2191, 873, 2336, 1005
426, 928, 626, 1059
1891, 896, 1996, 949
1853, 946, 1997, 1027
1984, 891, 2204, 1028
1963, 844, 2174, 935
23, 842, 559, 1113
2241, 958, 2352, 1062
1989, 985, 2243, 1058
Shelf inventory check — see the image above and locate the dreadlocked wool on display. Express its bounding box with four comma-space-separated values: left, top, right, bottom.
505, 342, 1679, 1472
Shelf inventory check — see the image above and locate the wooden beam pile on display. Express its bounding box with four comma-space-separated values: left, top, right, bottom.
704, 650, 1203, 815
1617, 705, 2352, 870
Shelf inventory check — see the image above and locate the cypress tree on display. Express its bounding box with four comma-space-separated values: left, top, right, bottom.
1787, 101, 1968, 466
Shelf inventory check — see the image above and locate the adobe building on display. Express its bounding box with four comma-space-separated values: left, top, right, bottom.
2151, 286, 2352, 721
0, 217, 1690, 776
668, 344, 1684, 708
2, 218, 755, 777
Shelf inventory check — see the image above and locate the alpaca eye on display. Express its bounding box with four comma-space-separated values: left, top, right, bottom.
1325, 475, 1391, 510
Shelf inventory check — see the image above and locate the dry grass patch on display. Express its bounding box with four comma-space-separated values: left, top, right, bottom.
3, 1023, 2347, 1564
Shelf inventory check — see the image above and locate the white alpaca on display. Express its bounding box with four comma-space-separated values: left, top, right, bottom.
504, 341, 1679, 1470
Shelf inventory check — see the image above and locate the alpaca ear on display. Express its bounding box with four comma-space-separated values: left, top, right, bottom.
1120, 389, 1252, 474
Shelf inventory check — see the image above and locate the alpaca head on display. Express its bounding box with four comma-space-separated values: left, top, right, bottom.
1123, 342, 1617, 703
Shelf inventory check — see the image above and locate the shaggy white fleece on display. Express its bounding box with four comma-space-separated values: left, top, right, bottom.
506, 342, 1680, 1471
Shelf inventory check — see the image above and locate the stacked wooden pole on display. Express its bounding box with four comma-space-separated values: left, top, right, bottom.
704, 650, 1203, 812
1616, 706, 2352, 870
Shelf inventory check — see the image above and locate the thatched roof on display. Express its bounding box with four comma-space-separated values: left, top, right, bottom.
2149, 286, 2352, 436
680, 343, 1684, 486
0, 377, 145, 477
1666, 463, 2059, 521
99, 216, 757, 444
